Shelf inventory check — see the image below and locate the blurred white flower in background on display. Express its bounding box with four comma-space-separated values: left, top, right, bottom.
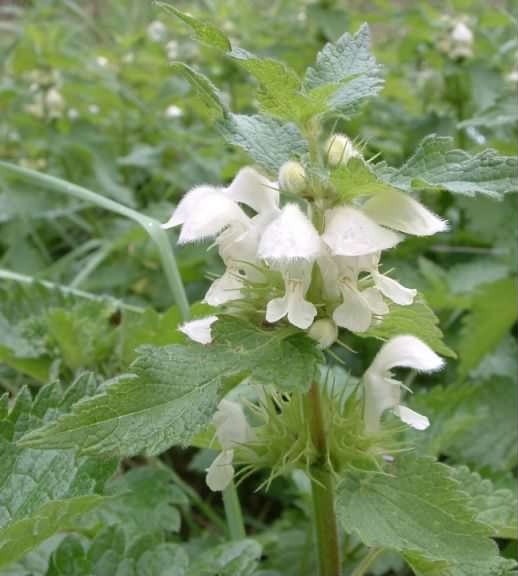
164, 105, 183, 119
166, 40, 179, 60
147, 20, 167, 42
95, 56, 109, 68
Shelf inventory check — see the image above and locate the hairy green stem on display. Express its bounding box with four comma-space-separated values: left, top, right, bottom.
0, 161, 190, 320
306, 383, 341, 576
222, 481, 246, 540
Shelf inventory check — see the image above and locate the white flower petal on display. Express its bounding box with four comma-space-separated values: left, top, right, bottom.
322, 206, 403, 256
362, 189, 448, 236
204, 269, 244, 306
213, 399, 251, 448
372, 272, 416, 306
362, 287, 389, 315
333, 284, 373, 332
225, 166, 279, 214
393, 405, 430, 430
162, 185, 219, 229
369, 335, 445, 375
266, 295, 289, 324
308, 319, 338, 349
178, 316, 218, 345
363, 373, 400, 434
317, 242, 341, 301
178, 195, 250, 244
258, 204, 320, 262
206, 450, 235, 491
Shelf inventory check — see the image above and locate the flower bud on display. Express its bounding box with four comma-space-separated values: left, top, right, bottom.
278, 160, 306, 194
308, 318, 338, 349
326, 134, 357, 167
449, 22, 473, 59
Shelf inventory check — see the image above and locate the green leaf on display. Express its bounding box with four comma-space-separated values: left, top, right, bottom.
20, 317, 322, 456
336, 455, 515, 576
170, 62, 226, 118
331, 157, 398, 202
218, 113, 308, 173
0, 377, 117, 567
377, 136, 518, 198
304, 24, 383, 112
450, 467, 517, 540
450, 377, 517, 471
0, 496, 104, 569
158, 3, 230, 51
457, 277, 517, 379
359, 295, 456, 358
189, 539, 262, 576
90, 467, 188, 543
47, 535, 89, 576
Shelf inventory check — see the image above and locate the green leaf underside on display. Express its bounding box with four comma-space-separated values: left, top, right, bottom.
20, 317, 322, 457
376, 135, 518, 198
218, 114, 308, 173
457, 277, 517, 379
190, 539, 262, 576
337, 455, 515, 576
359, 296, 456, 358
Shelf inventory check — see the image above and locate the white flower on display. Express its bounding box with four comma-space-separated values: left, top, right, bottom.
178, 315, 218, 344
362, 189, 448, 237
163, 168, 279, 305
278, 160, 307, 194
147, 20, 167, 42
96, 56, 109, 68
363, 335, 444, 433
88, 104, 100, 115
206, 399, 252, 491
322, 206, 402, 257
67, 108, 79, 120
359, 252, 417, 306
166, 40, 179, 60
308, 318, 338, 349
326, 133, 358, 167
165, 105, 183, 119
449, 21, 474, 59
332, 256, 389, 333
45, 88, 65, 116
258, 204, 320, 329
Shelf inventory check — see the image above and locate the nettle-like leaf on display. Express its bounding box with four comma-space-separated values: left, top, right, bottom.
0, 376, 117, 567
336, 455, 516, 576
457, 277, 517, 379
304, 23, 384, 113
170, 62, 227, 118
450, 467, 517, 540
20, 317, 322, 457
218, 114, 309, 173
158, 2, 230, 51
89, 466, 188, 544
359, 295, 456, 358
189, 539, 262, 576
376, 135, 518, 198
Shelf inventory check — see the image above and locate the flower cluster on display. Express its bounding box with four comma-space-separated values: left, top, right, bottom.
163, 134, 447, 339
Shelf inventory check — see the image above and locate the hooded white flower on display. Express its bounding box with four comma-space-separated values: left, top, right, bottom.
178, 315, 218, 344
322, 206, 402, 257
206, 399, 252, 491
258, 204, 320, 329
363, 335, 444, 433
362, 189, 448, 237
331, 255, 389, 333
163, 168, 279, 305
